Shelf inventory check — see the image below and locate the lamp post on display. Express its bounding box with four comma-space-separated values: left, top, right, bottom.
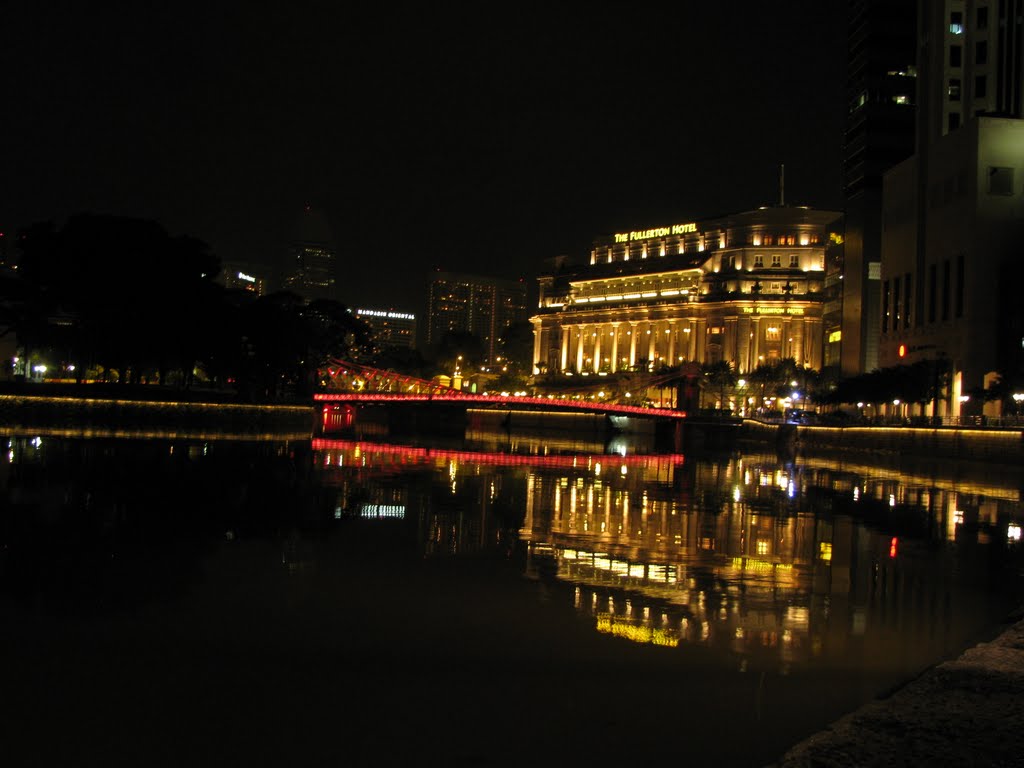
1013, 392, 1024, 419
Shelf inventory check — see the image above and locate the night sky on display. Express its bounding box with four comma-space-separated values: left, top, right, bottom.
2, 2, 848, 316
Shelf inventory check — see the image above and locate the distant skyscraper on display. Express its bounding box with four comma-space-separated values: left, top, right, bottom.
427, 272, 529, 364
283, 206, 336, 302
840, 0, 918, 377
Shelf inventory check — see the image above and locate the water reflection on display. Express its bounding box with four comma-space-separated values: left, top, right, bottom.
1, 430, 1022, 766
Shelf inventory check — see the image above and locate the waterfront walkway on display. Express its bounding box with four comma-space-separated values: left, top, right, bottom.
772, 612, 1024, 767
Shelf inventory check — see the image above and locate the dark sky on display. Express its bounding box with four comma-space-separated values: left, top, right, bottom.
2, 2, 849, 317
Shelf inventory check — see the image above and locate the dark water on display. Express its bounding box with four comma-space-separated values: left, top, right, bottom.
1, 420, 1022, 767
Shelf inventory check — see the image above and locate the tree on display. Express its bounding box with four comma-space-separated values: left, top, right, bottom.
497, 320, 534, 374
700, 360, 737, 411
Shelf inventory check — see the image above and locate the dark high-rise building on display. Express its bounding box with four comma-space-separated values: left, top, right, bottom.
283, 206, 336, 303
427, 272, 528, 365
879, 0, 1024, 418
840, 0, 918, 377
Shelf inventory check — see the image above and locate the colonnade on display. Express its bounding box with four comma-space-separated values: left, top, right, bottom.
533, 313, 822, 374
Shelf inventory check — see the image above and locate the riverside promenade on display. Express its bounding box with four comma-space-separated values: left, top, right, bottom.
773, 612, 1024, 767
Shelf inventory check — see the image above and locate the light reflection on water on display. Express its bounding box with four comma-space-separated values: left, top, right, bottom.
1, 428, 1022, 766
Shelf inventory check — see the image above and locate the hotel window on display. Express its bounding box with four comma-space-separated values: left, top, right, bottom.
955, 253, 965, 318
789, 254, 799, 267
771, 254, 781, 267
948, 79, 961, 101
988, 166, 1014, 195
950, 45, 962, 68
754, 255, 764, 267
903, 273, 912, 329
976, 40, 987, 64
942, 260, 951, 321
764, 327, 781, 342
763, 235, 774, 246
949, 111, 961, 131
769, 282, 783, 294
893, 276, 901, 328
977, 6, 988, 29
975, 75, 987, 98
929, 264, 937, 323
949, 11, 963, 34
882, 280, 890, 333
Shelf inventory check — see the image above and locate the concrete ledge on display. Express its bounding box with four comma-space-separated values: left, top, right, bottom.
772, 617, 1024, 767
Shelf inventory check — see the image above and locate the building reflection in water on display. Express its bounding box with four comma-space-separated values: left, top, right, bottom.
313, 436, 1023, 674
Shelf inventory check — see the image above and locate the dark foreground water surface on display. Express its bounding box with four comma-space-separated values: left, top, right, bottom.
1, 421, 1022, 767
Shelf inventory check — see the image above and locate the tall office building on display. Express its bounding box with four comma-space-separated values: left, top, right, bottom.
879, 0, 1024, 417
283, 206, 336, 303
840, 0, 918, 377
427, 272, 529, 364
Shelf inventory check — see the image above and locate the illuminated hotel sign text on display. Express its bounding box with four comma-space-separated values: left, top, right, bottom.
614, 222, 697, 243
237, 272, 256, 283
357, 309, 416, 320
741, 306, 805, 315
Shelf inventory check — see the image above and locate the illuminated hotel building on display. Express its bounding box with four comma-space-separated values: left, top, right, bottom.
220, 262, 266, 296
427, 272, 529, 363
530, 206, 842, 376
354, 307, 417, 350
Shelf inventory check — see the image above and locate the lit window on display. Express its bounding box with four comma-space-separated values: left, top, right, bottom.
948, 79, 961, 101
895, 94, 910, 105
950, 11, 963, 34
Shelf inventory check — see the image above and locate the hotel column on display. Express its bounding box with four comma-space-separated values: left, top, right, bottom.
610, 324, 620, 373
695, 318, 707, 362
667, 321, 676, 366
790, 317, 805, 367
750, 319, 760, 367
629, 322, 638, 369
724, 318, 738, 370
647, 322, 657, 368
593, 326, 602, 373
686, 321, 697, 360
532, 319, 544, 375
576, 326, 585, 373
738, 317, 752, 374
560, 326, 570, 373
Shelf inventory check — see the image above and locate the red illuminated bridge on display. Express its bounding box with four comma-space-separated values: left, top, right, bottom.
317, 360, 689, 420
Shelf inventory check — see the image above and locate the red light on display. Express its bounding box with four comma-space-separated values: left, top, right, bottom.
898, 344, 906, 358
889, 537, 898, 558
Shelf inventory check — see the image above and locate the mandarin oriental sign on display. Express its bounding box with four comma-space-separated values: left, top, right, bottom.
614, 222, 697, 243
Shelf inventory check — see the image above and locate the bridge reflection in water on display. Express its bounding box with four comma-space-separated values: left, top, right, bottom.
313, 436, 1024, 677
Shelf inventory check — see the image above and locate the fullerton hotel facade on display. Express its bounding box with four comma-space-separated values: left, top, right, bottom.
531, 206, 842, 376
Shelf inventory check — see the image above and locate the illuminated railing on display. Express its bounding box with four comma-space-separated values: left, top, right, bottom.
314, 392, 687, 419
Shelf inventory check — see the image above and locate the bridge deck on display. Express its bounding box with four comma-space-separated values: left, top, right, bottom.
313, 392, 686, 420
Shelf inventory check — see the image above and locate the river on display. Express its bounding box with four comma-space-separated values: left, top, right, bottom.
1, 413, 1021, 766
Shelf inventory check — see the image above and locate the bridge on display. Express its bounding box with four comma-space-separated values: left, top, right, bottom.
317, 359, 689, 420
